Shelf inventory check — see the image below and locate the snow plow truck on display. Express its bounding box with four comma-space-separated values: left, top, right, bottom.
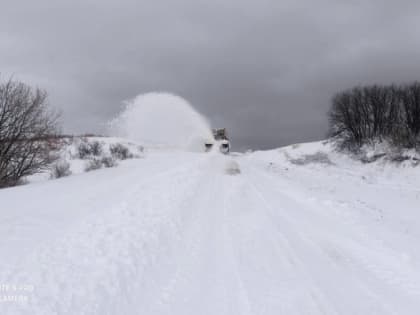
205, 128, 230, 154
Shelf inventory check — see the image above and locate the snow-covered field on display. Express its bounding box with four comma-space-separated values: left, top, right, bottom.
1, 140, 420, 314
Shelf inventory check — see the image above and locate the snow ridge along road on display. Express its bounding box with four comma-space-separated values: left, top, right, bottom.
1, 149, 420, 314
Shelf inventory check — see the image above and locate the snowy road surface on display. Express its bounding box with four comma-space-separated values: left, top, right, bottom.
1, 147, 420, 314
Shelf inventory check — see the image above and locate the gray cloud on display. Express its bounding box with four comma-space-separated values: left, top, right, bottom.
1, 0, 420, 150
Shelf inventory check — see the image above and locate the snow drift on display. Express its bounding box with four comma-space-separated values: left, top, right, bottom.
1, 141, 420, 314
110, 93, 214, 151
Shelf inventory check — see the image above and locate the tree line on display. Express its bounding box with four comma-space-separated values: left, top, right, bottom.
1, 76, 419, 188
328, 82, 420, 150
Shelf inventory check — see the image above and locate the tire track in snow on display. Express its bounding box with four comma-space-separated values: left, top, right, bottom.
254, 162, 420, 300
219, 175, 254, 315
245, 162, 419, 314
138, 166, 220, 314
1, 158, 210, 315
151, 161, 252, 315
140, 156, 254, 315
226, 170, 337, 315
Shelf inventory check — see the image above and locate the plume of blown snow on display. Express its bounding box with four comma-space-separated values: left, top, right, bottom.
109, 92, 214, 151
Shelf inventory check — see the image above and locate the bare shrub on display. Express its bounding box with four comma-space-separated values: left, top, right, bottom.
90, 141, 103, 156
77, 141, 91, 159
0, 78, 60, 188
101, 156, 118, 168
78, 140, 103, 159
51, 160, 72, 178
110, 143, 133, 160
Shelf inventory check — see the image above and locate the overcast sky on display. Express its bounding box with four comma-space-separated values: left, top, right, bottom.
1, 0, 420, 149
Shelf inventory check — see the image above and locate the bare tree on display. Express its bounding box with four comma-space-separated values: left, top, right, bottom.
328, 82, 420, 150
400, 82, 420, 147
0, 78, 60, 187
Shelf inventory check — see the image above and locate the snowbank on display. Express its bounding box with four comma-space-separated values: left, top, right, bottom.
27, 136, 144, 184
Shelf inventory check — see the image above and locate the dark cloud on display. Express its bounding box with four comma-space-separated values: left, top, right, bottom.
1, 0, 420, 149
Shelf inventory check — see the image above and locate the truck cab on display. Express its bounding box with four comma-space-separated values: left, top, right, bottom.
205, 128, 230, 154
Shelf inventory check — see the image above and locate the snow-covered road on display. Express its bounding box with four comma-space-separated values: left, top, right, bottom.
1, 148, 420, 314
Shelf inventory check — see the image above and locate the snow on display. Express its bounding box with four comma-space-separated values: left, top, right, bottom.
1, 140, 420, 314
109, 92, 214, 152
